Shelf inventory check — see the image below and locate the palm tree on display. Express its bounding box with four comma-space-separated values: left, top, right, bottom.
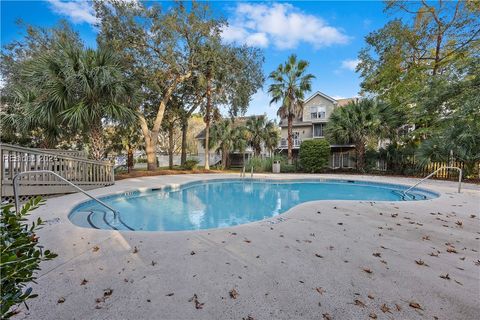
21, 42, 136, 160
209, 119, 246, 169
325, 99, 389, 172
245, 115, 279, 156
268, 54, 315, 164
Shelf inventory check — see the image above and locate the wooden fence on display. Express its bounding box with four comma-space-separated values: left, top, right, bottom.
0, 143, 114, 198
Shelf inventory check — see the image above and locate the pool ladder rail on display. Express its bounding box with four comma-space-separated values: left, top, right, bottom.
401, 166, 462, 198
13, 170, 119, 220
240, 165, 254, 178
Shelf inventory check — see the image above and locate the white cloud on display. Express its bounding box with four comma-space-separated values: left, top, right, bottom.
47, 0, 98, 25
222, 3, 349, 49
341, 59, 360, 71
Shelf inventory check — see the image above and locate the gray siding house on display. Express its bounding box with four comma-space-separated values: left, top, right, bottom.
278, 91, 357, 169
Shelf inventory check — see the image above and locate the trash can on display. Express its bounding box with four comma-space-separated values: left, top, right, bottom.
272, 161, 281, 173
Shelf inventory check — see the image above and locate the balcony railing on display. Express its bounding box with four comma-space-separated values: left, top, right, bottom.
279, 138, 302, 148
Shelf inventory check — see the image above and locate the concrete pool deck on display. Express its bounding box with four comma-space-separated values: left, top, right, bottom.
12, 174, 480, 320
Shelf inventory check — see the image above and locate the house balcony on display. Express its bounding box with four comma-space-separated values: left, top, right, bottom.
278, 138, 302, 149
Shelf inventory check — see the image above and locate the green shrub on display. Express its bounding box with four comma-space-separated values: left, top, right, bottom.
280, 163, 296, 173
245, 156, 271, 173
183, 158, 199, 170
1, 197, 57, 318
299, 139, 330, 173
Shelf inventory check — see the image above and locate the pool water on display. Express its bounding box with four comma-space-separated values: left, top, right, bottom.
69, 179, 438, 231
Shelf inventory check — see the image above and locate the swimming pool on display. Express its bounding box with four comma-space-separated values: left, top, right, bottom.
68, 179, 438, 231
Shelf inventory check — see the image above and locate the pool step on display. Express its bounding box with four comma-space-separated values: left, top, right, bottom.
85, 209, 135, 231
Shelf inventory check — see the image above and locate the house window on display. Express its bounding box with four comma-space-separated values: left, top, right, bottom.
310, 106, 326, 119
313, 123, 325, 137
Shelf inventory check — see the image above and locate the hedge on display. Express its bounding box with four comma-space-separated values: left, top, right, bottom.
299, 139, 330, 173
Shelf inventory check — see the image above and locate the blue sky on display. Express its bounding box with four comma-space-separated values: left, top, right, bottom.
1, 1, 389, 120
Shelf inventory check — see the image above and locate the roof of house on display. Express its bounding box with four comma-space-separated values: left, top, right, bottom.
336, 97, 358, 107
303, 91, 337, 104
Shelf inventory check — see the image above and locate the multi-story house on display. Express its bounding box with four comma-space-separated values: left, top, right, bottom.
278, 91, 357, 169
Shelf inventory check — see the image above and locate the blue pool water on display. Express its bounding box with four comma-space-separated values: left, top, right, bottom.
69, 179, 438, 231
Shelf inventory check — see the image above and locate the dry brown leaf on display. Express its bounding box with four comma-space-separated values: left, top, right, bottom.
446, 247, 457, 254
422, 235, 430, 241
57, 297, 65, 304
103, 288, 113, 297
440, 273, 451, 280
369, 312, 377, 319
229, 288, 239, 299
368, 294, 374, 300
322, 313, 332, 320
244, 239, 251, 243
315, 253, 324, 258
354, 299, 366, 307
455, 221, 463, 227
188, 294, 205, 309
395, 303, 402, 311
454, 280, 463, 286
166, 293, 174, 296
409, 301, 423, 310
92, 246, 100, 252
380, 303, 391, 313
133, 246, 138, 253
380, 260, 387, 265
372, 252, 381, 257
429, 252, 439, 257
316, 287, 326, 295
80, 279, 88, 285
363, 268, 373, 274
415, 259, 425, 266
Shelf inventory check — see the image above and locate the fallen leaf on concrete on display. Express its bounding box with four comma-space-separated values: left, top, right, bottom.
315, 253, 324, 258
440, 273, 451, 280
242, 316, 254, 320
316, 287, 325, 295
415, 259, 426, 266
133, 246, 138, 253
354, 299, 366, 307
190, 251, 196, 255
459, 257, 465, 261
380, 260, 387, 265
369, 312, 377, 319
92, 246, 100, 252
322, 313, 332, 320
429, 252, 439, 257
454, 280, 463, 286
368, 294, 374, 300
455, 221, 463, 227
380, 303, 391, 313
80, 279, 88, 285
166, 293, 174, 296
391, 213, 398, 218
151, 261, 157, 266
395, 303, 401, 311
188, 294, 205, 309
363, 268, 373, 274
372, 252, 381, 257
446, 247, 457, 254
103, 288, 113, 297
57, 297, 65, 304
409, 301, 423, 310
229, 288, 239, 299
244, 239, 251, 243
470, 215, 476, 218
95, 297, 105, 303
475, 260, 480, 266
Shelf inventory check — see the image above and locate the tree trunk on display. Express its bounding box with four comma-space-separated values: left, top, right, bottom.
145, 135, 157, 171
356, 141, 366, 172
180, 119, 188, 166
204, 75, 212, 170
168, 125, 174, 169
432, 27, 443, 76
127, 144, 134, 173
287, 114, 293, 165
90, 121, 105, 161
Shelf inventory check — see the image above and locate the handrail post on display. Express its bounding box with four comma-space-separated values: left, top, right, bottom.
251, 166, 254, 178
403, 166, 462, 195
13, 170, 118, 218
241, 166, 245, 178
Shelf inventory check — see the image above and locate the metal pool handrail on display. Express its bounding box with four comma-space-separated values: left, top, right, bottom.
13, 170, 118, 218
403, 166, 462, 195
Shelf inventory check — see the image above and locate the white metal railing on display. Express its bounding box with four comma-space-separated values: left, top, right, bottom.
279, 138, 302, 148
13, 170, 118, 219
403, 166, 462, 195
1, 143, 114, 197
